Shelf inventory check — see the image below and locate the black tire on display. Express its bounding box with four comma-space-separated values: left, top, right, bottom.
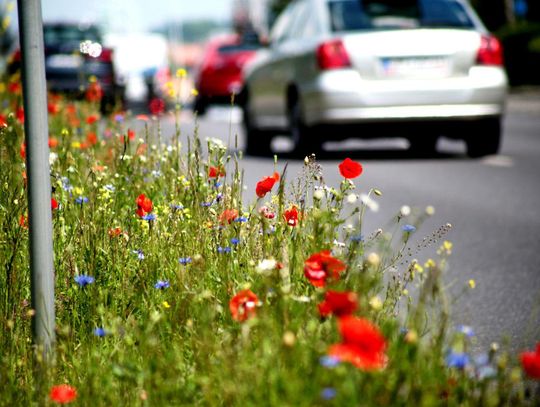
242, 101, 273, 156
465, 118, 501, 158
288, 96, 321, 158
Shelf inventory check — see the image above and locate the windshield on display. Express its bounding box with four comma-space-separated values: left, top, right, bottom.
44, 25, 102, 45
328, 0, 475, 31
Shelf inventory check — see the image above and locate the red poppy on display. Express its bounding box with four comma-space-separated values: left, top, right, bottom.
19, 214, 28, 228
520, 343, 540, 379
108, 227, 123, 238
304, 250, 346, 287
85, 82, 103, 102
136, 194, 153, 217
208, 165, 225, 178
229, 289, 258, 322
8, 81, 21, 94
255, 172, 280, 198
136, 114, 149, 121
0, 114, 7, 127
16, 107, 25, 124
48, 102, 60, 115
49, 384, 77, 404
86, 115, 99, 125
283, 205, 299, 227
328, 316, 387, 371
219, 208, 238, 224
127, 129, 135, 141
259, 206, 275, 219
149, 98, 166, 115
318, 290, 358, 318
86, 132, 98, 146
338, 158, 363, 179
49, 137, 59, 148
20, 143, 26, 159
51, 198, 59, 210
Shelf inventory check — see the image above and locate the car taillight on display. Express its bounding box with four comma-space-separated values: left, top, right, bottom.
476, 35, 503, 66
316, 39, 351, 70
98, 48, 113, 63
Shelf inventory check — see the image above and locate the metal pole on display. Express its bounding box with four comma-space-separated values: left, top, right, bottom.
17, 0, 56, 360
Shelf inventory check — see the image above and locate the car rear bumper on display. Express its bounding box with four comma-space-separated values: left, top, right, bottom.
303, 67, 507, 126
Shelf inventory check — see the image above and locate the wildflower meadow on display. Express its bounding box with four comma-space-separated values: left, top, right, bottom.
1, 68, 539, 406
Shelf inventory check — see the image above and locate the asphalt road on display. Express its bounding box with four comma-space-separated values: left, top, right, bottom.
149, 91, 540, 353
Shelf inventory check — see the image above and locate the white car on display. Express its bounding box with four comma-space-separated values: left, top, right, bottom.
241, 0, 508, 157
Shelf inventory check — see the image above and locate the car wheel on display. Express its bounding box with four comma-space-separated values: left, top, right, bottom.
242, 103, 273, 156
289, 97, 321, 158
193, 96, 208, 116
465, 118, 501, 158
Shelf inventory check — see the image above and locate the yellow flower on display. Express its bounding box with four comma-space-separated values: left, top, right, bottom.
438, 240, 453, 255
190, 88, 199, 97
404, 329, 418, 344
71, 141, 81, 149
468, 279, 476, 289
162, 301, 171, 309
73, 187, 84, 196
414, 263, 424, 273
424, 259, 436, 268
369, 296, 383, 311
176, 68, 187, 78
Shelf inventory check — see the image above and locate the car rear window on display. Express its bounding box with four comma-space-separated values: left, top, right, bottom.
44, 25, 102, 45
328, 0, 474, 31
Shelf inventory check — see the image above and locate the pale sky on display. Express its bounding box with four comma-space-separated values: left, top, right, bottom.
4, 0, 234, 33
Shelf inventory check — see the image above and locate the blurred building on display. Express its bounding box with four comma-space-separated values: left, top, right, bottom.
232, 0, 271, 38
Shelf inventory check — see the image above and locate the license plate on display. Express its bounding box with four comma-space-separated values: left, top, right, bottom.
46, 54, 83, 69
380, 56, 450, 78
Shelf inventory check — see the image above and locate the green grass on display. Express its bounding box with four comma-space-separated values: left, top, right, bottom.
0, 75, 538, 406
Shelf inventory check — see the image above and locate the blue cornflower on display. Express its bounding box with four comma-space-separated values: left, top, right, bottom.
61, 177, 72, 192
114, 114, 124, 123
457, 325, 475, 338
170, 204, 184, 211
178, 257, 192, 265
93, 327, 107, 337
201, 201, 214, 207
217, 246, 231, 254
75, 196, 89, 205
350, 234, 364, 242
320, 388, 337, 400
214, 182, 222, 188
319, 355, 340, 368
233, 217, 248, 223
104, 184, 115, 192
132, 249, 145, 260
154, 280, 170, 289
446, 351, 470, 369
142, 213, 157, 222
74, 274, 95, 287
402, 224, 416, 233
216, 193, 223, 202
231, 238, 240, 245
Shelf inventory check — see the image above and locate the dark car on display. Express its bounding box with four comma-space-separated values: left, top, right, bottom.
9, 23, 124, 111
193, 32, 261, 115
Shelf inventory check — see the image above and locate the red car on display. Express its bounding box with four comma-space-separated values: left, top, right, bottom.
193, 33, 261, 115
